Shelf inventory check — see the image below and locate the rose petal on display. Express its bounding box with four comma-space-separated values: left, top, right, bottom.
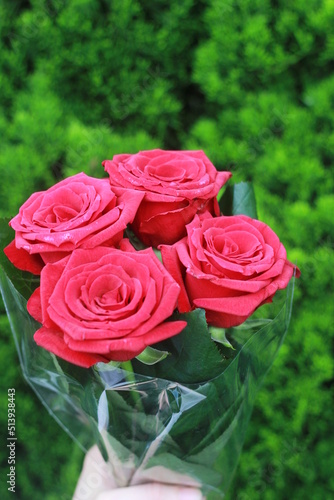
27, 287, 43, 323
160, 242, 192, 313
4, 240, 44, 275
34, 327, 108, 368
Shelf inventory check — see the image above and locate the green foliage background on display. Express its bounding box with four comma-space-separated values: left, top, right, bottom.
0, 1, 333, 498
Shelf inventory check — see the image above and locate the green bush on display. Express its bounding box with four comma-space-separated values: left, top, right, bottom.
190, 1, 334, 498
0, 1, 333, 498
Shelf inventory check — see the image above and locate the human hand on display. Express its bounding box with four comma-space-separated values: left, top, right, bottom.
73, 445, 204, 500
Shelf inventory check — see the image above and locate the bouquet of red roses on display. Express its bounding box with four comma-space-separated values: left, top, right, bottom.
0, 150, 299, 499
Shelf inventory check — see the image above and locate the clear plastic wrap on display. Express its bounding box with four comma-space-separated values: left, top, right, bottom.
0, 266, 295, 499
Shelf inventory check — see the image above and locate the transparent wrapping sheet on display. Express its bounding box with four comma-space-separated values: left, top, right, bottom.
0, 267, 295, 499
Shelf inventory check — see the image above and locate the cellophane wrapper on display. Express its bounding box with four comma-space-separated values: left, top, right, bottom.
0, 267, 295, 499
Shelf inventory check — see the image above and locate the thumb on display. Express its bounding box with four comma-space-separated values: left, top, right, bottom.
96, 483, 204, 500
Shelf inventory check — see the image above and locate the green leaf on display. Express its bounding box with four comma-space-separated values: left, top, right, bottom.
233, 318, 272, 330
152, 248, 162, 262
137, 309, 224, 384
219, 181, 258, 219
81, 383, 99, 419
50, 353, 70, 395
124, 227, 146, 250
136, 346, 169, 365
94, 360, 121, 372
209, 327, 235, 349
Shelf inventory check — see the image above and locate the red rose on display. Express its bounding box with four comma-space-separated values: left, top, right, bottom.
27, 243, 186, 368
103, 149, 231, 247
161, 214, 300, 328
4, 173, 144, 274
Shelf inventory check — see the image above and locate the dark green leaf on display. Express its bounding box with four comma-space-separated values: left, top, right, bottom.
219, 182, 258, 219
136, 346, 169, 365
124, 227, 146, 250
140, 309, 224, 384
209, 327, 235, 349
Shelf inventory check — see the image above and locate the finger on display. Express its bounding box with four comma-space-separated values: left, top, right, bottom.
96, 483, 204, 500
73, 446, 117, 500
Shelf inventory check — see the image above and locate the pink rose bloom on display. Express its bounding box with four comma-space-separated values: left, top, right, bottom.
4, 173, 144, 274
103, 149, 231, 247
27, 243, 186, 367
161, 214, 300, 328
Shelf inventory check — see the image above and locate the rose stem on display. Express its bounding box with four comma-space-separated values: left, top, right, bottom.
120, 361, 144, 411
